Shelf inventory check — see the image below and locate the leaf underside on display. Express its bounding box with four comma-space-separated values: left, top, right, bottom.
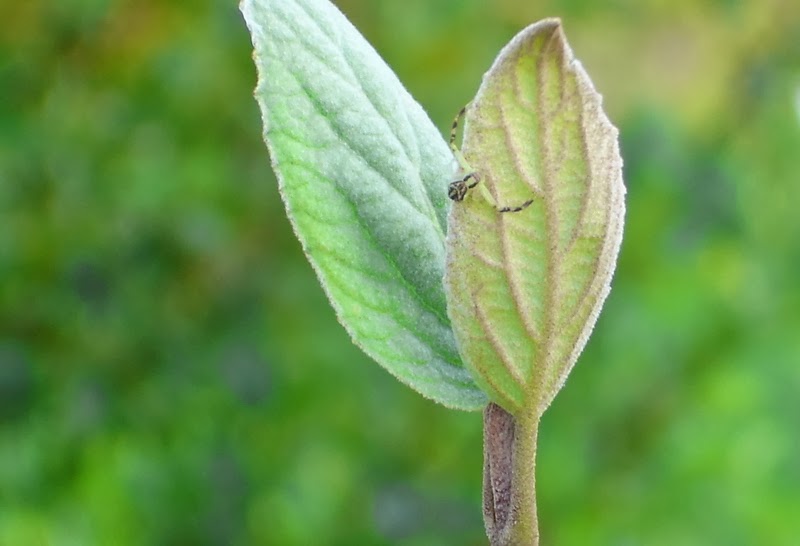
445, 19, 625, 416
242, 0, 486, 410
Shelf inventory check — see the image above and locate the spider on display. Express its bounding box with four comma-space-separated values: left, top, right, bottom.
447, 106, 534, 213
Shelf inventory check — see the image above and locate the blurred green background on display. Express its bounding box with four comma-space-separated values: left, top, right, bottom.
1, 0, 799, 544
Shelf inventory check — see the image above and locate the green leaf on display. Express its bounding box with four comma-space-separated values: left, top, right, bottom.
241, 0, 486, 410
444, 19, 625, 416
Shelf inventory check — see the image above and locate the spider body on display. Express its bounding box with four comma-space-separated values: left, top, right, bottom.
448, 106, 534, 213
448, 173, 480, 202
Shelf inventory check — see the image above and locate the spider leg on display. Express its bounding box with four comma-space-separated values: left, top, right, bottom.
497, 199, 534, 213
449, 105, 467, 153
449, 105, 474, 172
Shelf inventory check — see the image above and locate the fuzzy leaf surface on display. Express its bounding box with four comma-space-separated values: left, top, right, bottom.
445, 20, 625, 416
241, 0, 486, 409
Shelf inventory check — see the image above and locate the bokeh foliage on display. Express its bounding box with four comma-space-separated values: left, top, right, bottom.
1, 0, 798, 544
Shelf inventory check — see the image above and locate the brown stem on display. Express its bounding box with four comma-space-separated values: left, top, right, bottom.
483, 403, 540, 546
